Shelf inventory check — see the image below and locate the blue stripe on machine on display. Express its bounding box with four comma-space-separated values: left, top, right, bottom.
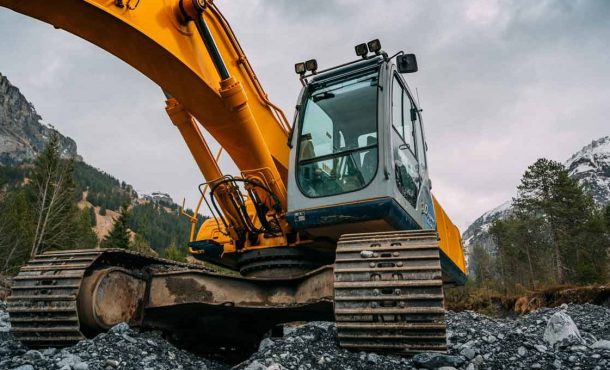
287, 197, 467, 285
286, 197, 421, 231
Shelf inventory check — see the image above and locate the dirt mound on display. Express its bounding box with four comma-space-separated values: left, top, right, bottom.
446, 285, 610, 317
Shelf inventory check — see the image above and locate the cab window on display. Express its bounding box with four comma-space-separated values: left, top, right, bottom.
413, 109, 427, 168
391, 76, 415, 154
297, 69, 379, 198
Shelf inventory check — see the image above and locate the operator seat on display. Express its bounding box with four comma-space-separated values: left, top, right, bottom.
361, 136, 377, 182
299, 139, 316, 160
298, 138, 319, 195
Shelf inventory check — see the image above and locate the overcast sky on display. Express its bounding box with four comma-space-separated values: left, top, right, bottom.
0, 0, 608, 230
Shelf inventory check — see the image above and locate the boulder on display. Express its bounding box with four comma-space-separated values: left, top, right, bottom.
543, 311, 583, 346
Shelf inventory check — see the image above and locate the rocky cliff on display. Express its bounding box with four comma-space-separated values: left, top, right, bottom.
0, 73, 80, 165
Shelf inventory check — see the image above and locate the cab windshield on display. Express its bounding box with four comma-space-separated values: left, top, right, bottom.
297, 69, 379, 198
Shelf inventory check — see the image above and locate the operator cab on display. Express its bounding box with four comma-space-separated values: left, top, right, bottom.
287, 41, 436, 241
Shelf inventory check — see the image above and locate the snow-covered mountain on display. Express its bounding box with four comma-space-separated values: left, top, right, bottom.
462, 136, 610, 256
461, 201, 512, 255
565, 136, 610, 205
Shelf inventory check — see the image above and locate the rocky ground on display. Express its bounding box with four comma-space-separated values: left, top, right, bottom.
1, 301, 609, 369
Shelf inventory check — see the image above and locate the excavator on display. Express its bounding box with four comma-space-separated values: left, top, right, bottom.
3, 0, 467, 356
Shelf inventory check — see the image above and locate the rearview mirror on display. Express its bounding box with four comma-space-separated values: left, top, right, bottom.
410, 107, 418, 122
397, 54, 418, 74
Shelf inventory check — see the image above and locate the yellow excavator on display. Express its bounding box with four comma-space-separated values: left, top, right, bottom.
3, 0, 467, 356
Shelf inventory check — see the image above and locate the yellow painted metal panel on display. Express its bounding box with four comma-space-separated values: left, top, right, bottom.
432, 196, 467, 275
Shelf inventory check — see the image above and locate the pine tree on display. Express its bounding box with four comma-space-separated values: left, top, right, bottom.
130, 234, 157, 257
161, 241, 186, 262
0, 189, 34, 273
469, 244, 494, 287
573, 210, 608, 283
74, 208, 98, 249
489, 214, 555, 291
512, 158, 600, 284
102, 204, 131, 248
30, 132, 80, 256
88, 206, 97, 227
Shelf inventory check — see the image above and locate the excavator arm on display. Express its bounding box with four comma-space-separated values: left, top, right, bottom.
0, 0, 290, 172
0, 0, 294, 248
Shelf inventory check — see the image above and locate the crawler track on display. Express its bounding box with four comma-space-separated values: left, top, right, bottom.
334, 230, 447, 354
7, 250, 104, 347
8, 235, 447, 355
6, 249, 211, 348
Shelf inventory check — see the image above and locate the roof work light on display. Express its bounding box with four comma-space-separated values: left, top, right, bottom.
305, 59, 318, 73
294, 62, 306, 75
367, 39, 382, 55
355, 43, 368, 58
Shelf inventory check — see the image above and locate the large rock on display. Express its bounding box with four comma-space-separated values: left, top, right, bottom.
543, 311, 584, 346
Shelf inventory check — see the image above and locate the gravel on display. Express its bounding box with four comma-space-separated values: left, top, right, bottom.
444, 303, 610, 370
1, 302, 609, 369
0, 301, 10, 333
0, 303, 227, 370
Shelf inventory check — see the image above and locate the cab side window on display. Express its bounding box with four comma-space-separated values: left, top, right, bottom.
391, 76, 415, 154
402, 90, 416, 154
391, 76, 403, 136
413, 108, 428, 168
411, 103, 427, 169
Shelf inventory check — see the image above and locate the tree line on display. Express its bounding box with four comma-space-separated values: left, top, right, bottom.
470, 158, 610, 294
73, 161, 135, 211
101, 203, 190, 261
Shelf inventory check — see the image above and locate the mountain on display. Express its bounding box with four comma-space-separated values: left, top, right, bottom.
565, 136, 610, 205
461, 201, 511, 255
0, 73, 80, 165
463, 136, 610, 256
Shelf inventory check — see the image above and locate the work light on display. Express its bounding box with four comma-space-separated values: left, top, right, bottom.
355, 43, 368, 58
295, 62, 306, 75
305, 59, 318, 73
367, 39, 381, 54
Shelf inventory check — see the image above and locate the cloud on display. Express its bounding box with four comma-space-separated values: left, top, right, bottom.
0, 1, 608, 230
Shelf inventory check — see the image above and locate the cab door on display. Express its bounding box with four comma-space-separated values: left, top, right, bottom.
391, 74, 420, 208
410, 97, 436, 229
